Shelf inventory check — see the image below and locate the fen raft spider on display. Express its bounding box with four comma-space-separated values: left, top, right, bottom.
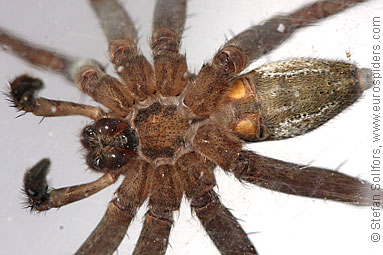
0, 0, 381, 255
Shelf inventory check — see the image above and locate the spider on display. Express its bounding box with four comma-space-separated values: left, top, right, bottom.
0, 0, 382, 255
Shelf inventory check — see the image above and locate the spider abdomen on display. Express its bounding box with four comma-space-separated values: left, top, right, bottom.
252, 59, 371, 139
218, 59, 372, 141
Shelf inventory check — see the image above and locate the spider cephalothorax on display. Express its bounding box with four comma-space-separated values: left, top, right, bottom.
131, 99, 192, 164
83, 95, 198, 169
1, 0, 381, 255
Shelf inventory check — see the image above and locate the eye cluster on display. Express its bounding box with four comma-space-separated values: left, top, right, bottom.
81, 118, 139, 171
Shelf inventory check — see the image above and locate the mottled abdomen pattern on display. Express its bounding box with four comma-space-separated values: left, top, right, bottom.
222, 59, 371, 141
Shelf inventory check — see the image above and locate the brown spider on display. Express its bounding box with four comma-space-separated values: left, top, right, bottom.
0, 0, 382, 255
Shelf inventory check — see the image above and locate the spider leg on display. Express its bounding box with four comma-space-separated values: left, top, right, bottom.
23, 159, 120, 211
184, 0, 369, 117
0, 27, 101, 82
133, 164, 182, 255
175, 153, 257, 254
76, 202, 133, 255
222, 0, 368, 71
230, 151, 382, 206
74, 65, 134, 117
90, 0, 155, 100
76, 159, 150, 255
193, 123, 381, 206
152, 0, 188, 96
175, 152, 216, 198
194, 124, 243, 171
1, 27, 134, 117
8, 75, 109, 120
191, 190, 257, 255
132, 211, 173, 255
89, 0, 137, 45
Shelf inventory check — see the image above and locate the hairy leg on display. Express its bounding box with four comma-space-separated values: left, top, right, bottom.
184, 0, 369, 117
191, 190, 257, 255
8, 74, 109, 119
194, 124, 243, 170
223, 0, 368, 71
75, 202, 133, 255
133, 164, 182, 255
90, 0, 155, 100
76, 159, 150, 255
89, 0, 137, 44
230, 151, 382, 206
23, 159, 120, 211
0, 27, 101, 82
132, 211, 173, 255
152, 0, 188, 96
74, 65, 134, 116
1, 27, 134, 117
193, 123, 380, 206
175, 152, 256, 254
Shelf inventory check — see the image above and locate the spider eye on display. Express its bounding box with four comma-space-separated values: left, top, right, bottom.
83, 119, 137, 171
82, 125, 96, 138
119, 127, 139, 151
104, 148, 129, 170
81, 125, 97, 149
94, 118, 121, 136
86, 152, 105, 171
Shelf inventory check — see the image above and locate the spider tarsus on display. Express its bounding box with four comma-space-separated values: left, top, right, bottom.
9, 74, 43, 112
23, 158, 51, 211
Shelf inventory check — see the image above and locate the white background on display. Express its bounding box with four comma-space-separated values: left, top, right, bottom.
0, 0, 382, 254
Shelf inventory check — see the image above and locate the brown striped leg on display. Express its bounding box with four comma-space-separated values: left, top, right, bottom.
193, 123, 243, 171
132, 211, 173, 255
74, 65, 134, 116
1, 26, 133, 117
0, 27, 69, 73
133, 164, 182, 255
193, 124, 381, 206
174, 152, 257, 254
152, 0, 188, 96
89, 0, 155, 100
230, 151, 382, 206
89, 0, 137, 44
8, 75, 109, 119
76, 159, 151, 255
0, 27, 101, 82
184, 0, 368, 117
75, 202, 132, 255
223, 0, 368, 69
23, 159, 120, 211
175, 152, 216, 198
191, 190, 257, 255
